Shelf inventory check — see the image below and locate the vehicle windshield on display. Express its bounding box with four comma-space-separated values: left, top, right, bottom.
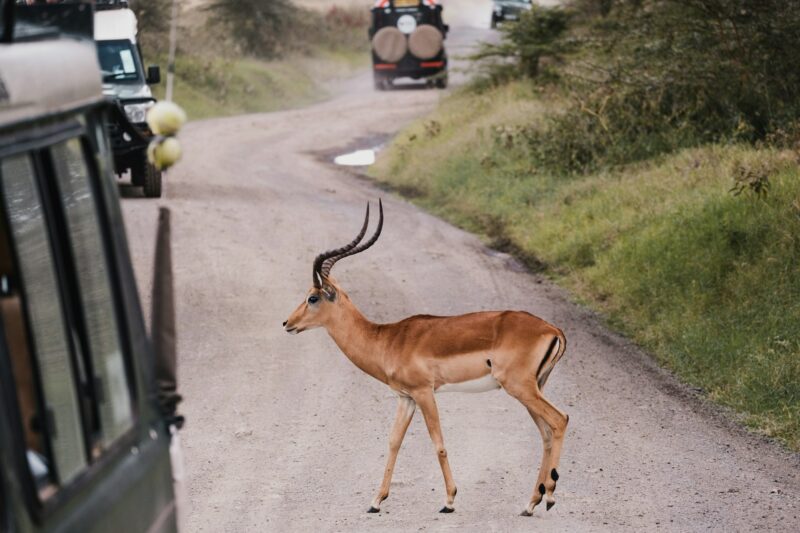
96, 39, 143, 83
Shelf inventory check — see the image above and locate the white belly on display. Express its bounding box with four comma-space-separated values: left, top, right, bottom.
436, 373, 501, 394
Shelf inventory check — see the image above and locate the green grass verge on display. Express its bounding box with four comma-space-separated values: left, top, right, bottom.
371, 81, 800, 449
151, 50, 366, 121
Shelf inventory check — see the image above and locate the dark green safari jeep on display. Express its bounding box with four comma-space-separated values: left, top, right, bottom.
0, 1, 182, 531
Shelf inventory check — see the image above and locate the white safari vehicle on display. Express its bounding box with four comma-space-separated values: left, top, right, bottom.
94, 0, 164, 197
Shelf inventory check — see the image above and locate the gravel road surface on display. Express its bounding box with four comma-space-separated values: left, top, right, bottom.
122, 2, 800, 531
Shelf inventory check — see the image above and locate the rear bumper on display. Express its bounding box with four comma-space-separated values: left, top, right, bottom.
372, 53, 447, 79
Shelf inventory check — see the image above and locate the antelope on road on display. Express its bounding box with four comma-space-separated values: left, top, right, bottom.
283, 200, 569, 516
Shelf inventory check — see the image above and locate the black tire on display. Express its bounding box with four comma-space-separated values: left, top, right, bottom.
491, 15, 498, 29
130, 165, 144, 186
375, 74, 393, 91
142, 162, 163, 198
435, 73, 448, 89
374, 73, 385, 91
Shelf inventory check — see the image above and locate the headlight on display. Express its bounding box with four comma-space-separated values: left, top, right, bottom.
123, 102, 155, 124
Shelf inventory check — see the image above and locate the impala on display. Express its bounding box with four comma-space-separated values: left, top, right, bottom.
283, 200, 569, 516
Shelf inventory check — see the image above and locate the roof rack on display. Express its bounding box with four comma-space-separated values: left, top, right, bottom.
95, 0, 130, 10
4, 1, 93, 43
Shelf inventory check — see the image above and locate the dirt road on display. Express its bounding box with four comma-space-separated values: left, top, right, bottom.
122, 2, 800, 531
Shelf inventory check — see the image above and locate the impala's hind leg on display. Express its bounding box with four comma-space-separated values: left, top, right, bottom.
520, 411, 553, 516
504, 383, 569, 515
369, 395, 416, 513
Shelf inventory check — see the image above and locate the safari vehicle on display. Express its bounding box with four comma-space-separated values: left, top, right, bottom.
0, 2, 182, 531
94, 0, 163, 198
491, 0, 532, 28
369, 0, 449, 90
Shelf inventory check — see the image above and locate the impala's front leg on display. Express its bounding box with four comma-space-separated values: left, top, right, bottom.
414, 390, 457, 513
368, 395, 416, 513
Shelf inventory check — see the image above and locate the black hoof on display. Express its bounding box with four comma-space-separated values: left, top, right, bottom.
439, 506, 455, 513
367, 506, 380, 513
546, 501, 555, 511
520, 510, 533, 517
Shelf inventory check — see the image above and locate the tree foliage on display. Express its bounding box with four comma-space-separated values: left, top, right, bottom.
129, 0, 171, 51
481, 0, 800, 173
472, 6, 571, 83
206, 0, 301, 59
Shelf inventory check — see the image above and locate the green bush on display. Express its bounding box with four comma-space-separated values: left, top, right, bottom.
472, 6, 570, 86
129, 0, 171, 52
206, 0, 301, 59
205, 1, 369, 60
481, 0, 800, 174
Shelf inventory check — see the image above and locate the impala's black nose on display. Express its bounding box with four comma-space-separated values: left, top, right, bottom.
282, 321, 287, 327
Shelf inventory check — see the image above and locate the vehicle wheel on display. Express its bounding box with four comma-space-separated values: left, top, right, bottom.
435, 74, 448, 89
491, 15, 498, 29
142, 162, 163, 198
130, 165, 143, 186
374, 74, 386, 91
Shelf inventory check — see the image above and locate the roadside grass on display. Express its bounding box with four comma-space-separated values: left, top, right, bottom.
145, 4, 370, 120
151, 52, 366, 121
372, 81, 800, 449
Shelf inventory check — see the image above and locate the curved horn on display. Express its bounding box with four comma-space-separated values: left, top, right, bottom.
320, 199, 383, 278
312, 203, 370, 287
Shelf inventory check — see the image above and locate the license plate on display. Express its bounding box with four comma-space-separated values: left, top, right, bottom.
395, 0, 418, 6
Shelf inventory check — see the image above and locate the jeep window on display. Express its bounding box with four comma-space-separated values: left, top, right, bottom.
50, 139, 133, 445
96, 39, 143, 83
0, 154, 87, 496
0, 137, 136, 503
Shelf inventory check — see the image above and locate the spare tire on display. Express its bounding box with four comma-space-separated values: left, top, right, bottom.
372, 26, 407, 63
408, 24, 443, 60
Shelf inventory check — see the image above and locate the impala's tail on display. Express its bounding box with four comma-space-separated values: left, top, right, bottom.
536, 328, 566, 390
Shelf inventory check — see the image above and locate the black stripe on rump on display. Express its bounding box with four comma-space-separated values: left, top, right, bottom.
536, 336, 559, 381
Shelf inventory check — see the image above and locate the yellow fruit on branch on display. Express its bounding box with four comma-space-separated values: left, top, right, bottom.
147, 101, 187, 136
148, 136, 183, 170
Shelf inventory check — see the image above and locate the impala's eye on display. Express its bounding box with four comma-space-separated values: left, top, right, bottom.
307, 295, 320, 305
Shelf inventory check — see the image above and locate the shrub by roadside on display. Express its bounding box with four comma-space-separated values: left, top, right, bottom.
472, 1, 800, 175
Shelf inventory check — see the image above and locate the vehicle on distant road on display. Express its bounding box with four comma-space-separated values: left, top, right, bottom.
491, 0, 532, 28
369, 0, 449, 90
1, 2, 183, 531
95, 0, 164, 197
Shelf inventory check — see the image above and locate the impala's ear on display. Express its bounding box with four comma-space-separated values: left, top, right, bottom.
321, 284, 337, 302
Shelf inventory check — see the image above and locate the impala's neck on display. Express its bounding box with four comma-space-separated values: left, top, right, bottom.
323, 296, 387, 384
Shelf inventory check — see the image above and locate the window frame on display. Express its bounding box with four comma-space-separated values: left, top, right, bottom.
0, 118, 140, 523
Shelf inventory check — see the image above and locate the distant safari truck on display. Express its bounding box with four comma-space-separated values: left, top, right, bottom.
94, 0, 164, 197
0, 2, 183, 531
369, 0, 449, 90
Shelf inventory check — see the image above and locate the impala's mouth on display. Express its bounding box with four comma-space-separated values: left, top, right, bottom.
284, 326, 299, 334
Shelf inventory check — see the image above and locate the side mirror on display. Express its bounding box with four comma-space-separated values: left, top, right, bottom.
146, 65, 161, 85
